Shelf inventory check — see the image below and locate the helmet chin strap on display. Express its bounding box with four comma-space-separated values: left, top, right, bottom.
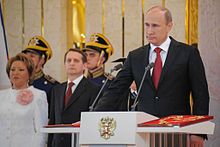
97, 50, 105, 67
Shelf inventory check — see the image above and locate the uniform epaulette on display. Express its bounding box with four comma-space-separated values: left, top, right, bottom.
44, 75, 58, 84
104, 72, 115, 80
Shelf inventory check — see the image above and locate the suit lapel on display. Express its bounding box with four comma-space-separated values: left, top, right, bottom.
59, 83, 67, 112
63, 77, 87, 111
144, 45, 155, 89
157, 38, 179, 89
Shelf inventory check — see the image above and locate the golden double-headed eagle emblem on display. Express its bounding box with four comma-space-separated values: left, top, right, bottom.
99, 116, 116, 140
29, 37, 39, 46
90, 34, 99, 42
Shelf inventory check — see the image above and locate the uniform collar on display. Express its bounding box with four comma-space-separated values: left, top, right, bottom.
89, 66, 104, 78
34, 70, 44, 80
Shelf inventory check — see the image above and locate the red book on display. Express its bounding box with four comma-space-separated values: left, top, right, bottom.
138, 115, 213, 127
44, 121, 80, 128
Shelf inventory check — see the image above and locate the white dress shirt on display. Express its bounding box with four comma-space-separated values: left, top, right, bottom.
66, 75, 84, 93
149, 37, 171, 75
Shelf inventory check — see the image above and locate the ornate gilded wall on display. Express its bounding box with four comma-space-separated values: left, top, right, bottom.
2, 0, 186, 81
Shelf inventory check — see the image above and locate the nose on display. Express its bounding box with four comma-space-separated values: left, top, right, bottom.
86, 54, 91, 59
86, 56, 92, 63
146, 26, 153, 35
69, 60, 74, 65
11, 69, 19, 75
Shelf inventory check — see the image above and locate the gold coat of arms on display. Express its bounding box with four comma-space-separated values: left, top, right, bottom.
99, 117, 116, 140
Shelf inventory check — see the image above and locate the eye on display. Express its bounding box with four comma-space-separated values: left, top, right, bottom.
10, 68, 15, 72
67, 59, 72, 63
73, 59, 80, 63
152, 24, 159, 27
91, 53, 96, 57
145, 23, 150, 27
19, 68, 25, 72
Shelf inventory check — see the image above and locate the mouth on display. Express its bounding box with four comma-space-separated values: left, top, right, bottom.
147, 36, 154, 39
68, 67, 75, 70
13, 77, 20, 80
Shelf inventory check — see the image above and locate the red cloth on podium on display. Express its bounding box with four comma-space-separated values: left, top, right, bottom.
138, 115, 213, 127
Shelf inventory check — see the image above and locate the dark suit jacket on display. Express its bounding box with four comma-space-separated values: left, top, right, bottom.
95, 37, 210, 118
48, 77, 100, 147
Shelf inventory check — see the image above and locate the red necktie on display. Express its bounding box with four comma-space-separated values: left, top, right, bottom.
152, 47, 162, 89
64, 82, 74, 106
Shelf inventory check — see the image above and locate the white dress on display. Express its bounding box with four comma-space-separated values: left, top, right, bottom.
0, 86, 48, 147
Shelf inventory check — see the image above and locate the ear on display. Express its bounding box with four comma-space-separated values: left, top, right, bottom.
167, 22, 173, 32
83, 62, 88, 70
39, 57, 46, 67
97, 57, 105, 67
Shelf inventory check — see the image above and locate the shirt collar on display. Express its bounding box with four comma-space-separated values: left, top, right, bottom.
67, 75, 83, 87
150, 37, 171, 52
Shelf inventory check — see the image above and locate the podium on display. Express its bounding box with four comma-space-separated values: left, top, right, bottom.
41, 112, 215, 147
79, 112, 215, 147
41, 127, 80, 147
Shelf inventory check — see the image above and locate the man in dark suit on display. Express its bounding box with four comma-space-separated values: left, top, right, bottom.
94, 5, 209, 146
111, 58, 137, 111
48, 48, 100, 147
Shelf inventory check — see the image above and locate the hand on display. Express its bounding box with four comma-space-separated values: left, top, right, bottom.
190, 135, 204, 147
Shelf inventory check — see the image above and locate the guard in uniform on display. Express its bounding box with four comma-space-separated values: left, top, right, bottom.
82, 33, 114, 87
22, 36, 59, 114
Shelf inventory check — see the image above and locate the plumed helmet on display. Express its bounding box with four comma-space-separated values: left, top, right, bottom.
22, 36, 52, 63
83, 33, 114, 63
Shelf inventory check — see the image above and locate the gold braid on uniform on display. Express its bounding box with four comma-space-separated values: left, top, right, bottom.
89, 66, 104, 78
44, 74, 57, 84
87, 66, 115, 80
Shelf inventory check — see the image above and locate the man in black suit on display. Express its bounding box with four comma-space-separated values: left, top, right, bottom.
48, 48, 100, 147
94, 5, 209, 146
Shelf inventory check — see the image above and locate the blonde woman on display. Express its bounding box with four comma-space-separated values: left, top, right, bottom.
0, 53, 48, 147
